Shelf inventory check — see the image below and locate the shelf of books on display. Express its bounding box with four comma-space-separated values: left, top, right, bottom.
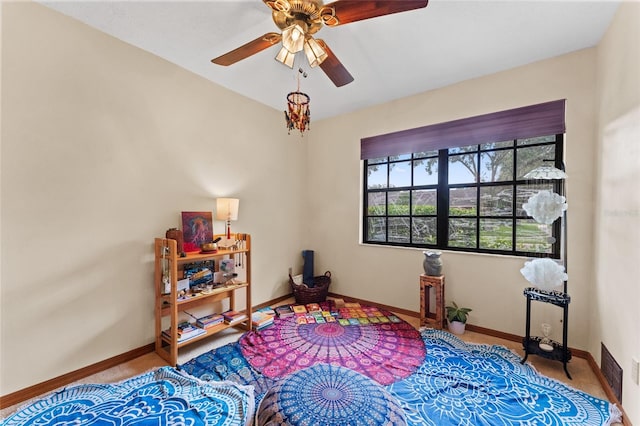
154, 234, 252, 366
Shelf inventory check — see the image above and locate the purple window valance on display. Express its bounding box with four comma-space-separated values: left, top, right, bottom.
360, 99, 566, 160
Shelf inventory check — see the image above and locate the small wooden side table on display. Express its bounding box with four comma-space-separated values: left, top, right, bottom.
420, 274, 445, 329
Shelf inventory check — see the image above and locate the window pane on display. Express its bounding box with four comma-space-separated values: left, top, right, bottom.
516, 183, 555, 216
480, 186, 513, 216
481, 140, 514, 150
449, 187, 476, 216
449, 218, 477, 248
480, 219, 513, 250
413, 150, 438, 159
367, 163, 387, 189
367, 193, 385, 216
449, 144, 477, 154
516, 219, 553, 253
412, 217, 437, 244
367, 217, 386, 242
412, 189, 437, 215
516, 145, 555, 179
389, 161, 411, 188
390, 154, 411, 161
480, 150, 513, 182
389, 217, 410, 243
449, 153, 478, 184
517, 135, 555, 146
413, 159, 438, 186
368, 157, 387, 165
388, 191, 410, 215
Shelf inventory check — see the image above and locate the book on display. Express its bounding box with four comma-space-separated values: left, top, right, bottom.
296, 316, 308, 325
257, 306, 276, 316
306, 303, 321, 313
338, 318, 350, 326
255, 321, 274, 331
275, 305, 295, 318
292, 305, 307, 314
163, 322, 206, 342
251, 311, 275, 327
222, 310, 247, 325
196, 313, 224, 328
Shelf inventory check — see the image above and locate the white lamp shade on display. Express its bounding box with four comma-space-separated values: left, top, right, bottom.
522, 190, 567, 224
520, 258, 568, 291
216, 198, 239, 221
303, 38, 328, 68
282, 23, 306, 53
275, 46, 295, 68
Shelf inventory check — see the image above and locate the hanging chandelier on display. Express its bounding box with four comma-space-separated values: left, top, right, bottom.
284, 69, 311, 136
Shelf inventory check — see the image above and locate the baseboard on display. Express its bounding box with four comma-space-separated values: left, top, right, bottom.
0, 343, 155, 409
585, 352, 631, 425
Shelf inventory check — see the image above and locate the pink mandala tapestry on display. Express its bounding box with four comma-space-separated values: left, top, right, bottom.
239, 303, 426, 385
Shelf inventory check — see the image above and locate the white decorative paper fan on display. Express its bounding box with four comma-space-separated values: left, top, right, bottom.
522, 190, 567, 225
520, 258, 567, 290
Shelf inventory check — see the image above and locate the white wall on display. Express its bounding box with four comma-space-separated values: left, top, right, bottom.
1, 2, 307, 395
310, 50, 598, 350
593, 2, 640, 422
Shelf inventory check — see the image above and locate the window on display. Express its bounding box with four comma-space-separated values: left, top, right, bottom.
361, 101, 565, 258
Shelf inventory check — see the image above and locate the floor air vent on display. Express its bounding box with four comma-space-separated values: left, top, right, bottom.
601, 343, 623, 403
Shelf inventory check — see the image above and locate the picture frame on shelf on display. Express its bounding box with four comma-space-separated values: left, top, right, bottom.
181, 211, 214, 252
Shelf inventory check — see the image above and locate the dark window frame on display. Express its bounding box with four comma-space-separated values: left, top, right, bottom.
362, 135, 564, 258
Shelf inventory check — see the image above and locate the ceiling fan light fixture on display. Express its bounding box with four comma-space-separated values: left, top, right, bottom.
282, 22, 307, 53
275, 46, 296, 68
303, 37, 328, 68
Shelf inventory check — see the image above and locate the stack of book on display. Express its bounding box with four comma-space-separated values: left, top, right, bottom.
251, 311, 275, 330
275, 305, 294, 318
196, 313, 224, 329
162, 321, 206, 343
222, 310, 248, 325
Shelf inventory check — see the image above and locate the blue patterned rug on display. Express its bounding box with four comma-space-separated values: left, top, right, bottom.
181, 329, 622, 425
257, 363, 407, 425
387, 329, 622, 426
1, 366, 254, 426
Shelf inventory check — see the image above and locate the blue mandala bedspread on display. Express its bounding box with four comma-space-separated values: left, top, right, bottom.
386, 329, 623, 426
1, 366, 254, 426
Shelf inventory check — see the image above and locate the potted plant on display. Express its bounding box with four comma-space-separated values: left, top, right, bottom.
446, 301, 472, 335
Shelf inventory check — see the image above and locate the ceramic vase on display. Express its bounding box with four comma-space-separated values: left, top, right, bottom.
423, 251, 443, 276
448, 320, 466, 335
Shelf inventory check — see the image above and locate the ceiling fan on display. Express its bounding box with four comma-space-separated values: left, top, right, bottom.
211, 0, 429, 87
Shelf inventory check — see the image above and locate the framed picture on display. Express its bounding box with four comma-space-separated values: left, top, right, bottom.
181, 211, 214, 252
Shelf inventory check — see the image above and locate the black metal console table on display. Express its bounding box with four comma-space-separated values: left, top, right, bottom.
521, 287, 572, 379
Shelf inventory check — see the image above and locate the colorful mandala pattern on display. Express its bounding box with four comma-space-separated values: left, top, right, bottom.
239, 307, 426, 385
180, 341, 275, 402
3, 367, 254, 426
386, 329, 623, 426
256, 363, 406, 426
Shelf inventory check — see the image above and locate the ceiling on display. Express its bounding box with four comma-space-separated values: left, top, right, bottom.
40, 1, 620, 121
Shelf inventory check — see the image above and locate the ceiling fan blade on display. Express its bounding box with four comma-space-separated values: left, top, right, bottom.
316, 40, 354, 87
212, 32, 282, 66
321, 0, 428, 26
